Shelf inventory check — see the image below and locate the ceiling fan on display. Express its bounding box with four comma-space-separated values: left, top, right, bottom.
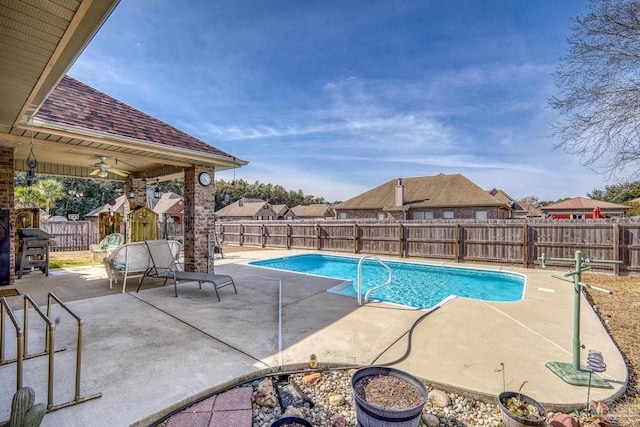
89, 156, 130, 178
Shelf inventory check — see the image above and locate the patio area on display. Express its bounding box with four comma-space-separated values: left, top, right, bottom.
0, 249, 627, 426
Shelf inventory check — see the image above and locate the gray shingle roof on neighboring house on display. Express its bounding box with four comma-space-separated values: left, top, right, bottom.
337, 174, 506, 211
271, 204, 290, 216
290, 203, 334, 218
152, 192, 184, 217
215, 199, 274, 217
84, 195, 127, 217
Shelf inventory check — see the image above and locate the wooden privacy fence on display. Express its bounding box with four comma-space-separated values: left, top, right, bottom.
37, 222, 184, 251
216, 218, 640, 275
41, 221, 98, 251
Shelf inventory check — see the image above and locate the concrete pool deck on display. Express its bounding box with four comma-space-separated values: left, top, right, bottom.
0, 249, 627, 426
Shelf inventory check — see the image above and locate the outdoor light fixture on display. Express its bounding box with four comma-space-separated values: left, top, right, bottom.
128, 189, 135, 199
154, 187, 161, 199
97, 170, 108, 178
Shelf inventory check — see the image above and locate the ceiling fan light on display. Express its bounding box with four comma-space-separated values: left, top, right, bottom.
98, 170, 108, 178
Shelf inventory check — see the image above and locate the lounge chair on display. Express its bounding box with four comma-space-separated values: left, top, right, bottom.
138, 239, 236, 300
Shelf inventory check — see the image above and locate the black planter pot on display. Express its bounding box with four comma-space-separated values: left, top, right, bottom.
498, 391, 547, 427
270, 416, 313, 427
350, 366, 428, 427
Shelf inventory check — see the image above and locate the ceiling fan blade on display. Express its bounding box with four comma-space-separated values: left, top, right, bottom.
111, 169, 130, 177
89, 169, 99, 176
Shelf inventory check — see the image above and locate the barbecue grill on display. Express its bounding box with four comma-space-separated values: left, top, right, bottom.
16, 228, 55, 279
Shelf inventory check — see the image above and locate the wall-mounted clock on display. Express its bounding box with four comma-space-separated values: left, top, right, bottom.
198, 172, 212, 186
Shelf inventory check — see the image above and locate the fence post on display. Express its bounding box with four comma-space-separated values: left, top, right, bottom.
455, 223, 463, 262
353, 223, 358, 254
316, 224, 321, 251
522, 223, 528, 268
286, 224, 291, 249
261, 224, 265, 248
398, 223, 404, 257
613, 223, 620, 276
239, 224, 244, 246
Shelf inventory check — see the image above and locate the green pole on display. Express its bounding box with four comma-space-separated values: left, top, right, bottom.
573, 250, 582, 371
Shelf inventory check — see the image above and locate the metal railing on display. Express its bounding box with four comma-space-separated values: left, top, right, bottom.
0, 292, 101, 416
357, 254, 393, 306
0, 297, 24, 389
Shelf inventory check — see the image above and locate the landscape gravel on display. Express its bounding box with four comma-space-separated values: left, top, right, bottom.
250, 369, 504, 427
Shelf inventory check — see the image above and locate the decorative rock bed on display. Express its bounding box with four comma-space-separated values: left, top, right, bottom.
250, 369, 504, 427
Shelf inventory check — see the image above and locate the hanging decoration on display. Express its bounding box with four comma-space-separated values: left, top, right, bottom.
26, 119, 38, 186
128, 176, 136, 199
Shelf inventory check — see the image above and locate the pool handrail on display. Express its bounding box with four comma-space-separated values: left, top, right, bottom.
357, 254, 393, 306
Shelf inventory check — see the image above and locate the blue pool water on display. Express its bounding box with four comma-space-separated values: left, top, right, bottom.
250, 254, 526, 309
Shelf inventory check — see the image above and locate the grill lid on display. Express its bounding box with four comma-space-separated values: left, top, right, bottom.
17, 228, 55, 240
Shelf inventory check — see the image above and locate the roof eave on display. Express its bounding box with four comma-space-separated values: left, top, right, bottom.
27, 119, 248, 170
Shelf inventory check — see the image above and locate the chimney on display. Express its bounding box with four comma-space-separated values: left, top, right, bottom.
395, 178, 404, 207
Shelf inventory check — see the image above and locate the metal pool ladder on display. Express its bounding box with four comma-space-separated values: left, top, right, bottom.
357, 254, 393, 306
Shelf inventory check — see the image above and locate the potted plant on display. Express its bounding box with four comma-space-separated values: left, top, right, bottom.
270, 416, 313, 427
497, 381, 547, 427
350, 366, 428, 427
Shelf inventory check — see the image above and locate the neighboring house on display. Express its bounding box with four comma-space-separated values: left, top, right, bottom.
151, 192, 184, 224
272, 204, 294, 220
334, 174, 509, 221
542, 197, 629, 219
515, 200, 544, 219
488, 189, 543, 219
215, 198, 278, 221
290, 203, 335, 220
84, 196, 127, 222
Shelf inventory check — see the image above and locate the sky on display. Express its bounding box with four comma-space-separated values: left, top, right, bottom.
68, 0, 609, 203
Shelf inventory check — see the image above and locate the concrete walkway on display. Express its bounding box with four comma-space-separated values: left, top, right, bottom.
0, 249, 627, 426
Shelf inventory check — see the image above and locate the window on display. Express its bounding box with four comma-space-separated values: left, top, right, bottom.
412, 211, 433, 220
443, 211, 454, 219
338, 212, 347, 219
474, 211, 488, 220
377, 212, 386, 221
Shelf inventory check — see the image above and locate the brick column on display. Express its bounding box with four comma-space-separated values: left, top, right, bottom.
183, 166, 216, 273
0, 147, 15, 285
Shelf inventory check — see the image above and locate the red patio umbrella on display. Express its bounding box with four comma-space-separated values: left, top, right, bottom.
593, 206, 602, 219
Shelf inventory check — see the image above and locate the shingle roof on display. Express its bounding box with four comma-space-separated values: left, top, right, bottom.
336, 174, 505, 210
36, 76, 234, 159
215, 199, 273, 217
290, 203, 333, 218
152, 192, 184, 216
84, 195, 127, 217
544, 197, 629, 211
271, 204, 290, 216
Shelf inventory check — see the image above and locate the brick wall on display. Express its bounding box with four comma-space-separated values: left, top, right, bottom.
336, 206, 508, 221
0, 147, 15, 285
183, 166, 216, 273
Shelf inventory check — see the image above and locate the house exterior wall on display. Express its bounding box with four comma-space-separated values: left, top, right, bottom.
0, 147, 15, 285
336, 207, 507, 220
254, 205, 277, 220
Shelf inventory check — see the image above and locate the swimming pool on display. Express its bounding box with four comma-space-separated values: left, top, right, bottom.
250, 254, 526, 309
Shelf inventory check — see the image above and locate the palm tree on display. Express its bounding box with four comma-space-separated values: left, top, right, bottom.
14, 187, 43, 209
35, 179, 66, 216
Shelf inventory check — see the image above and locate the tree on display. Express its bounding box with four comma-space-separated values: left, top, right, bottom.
588, 180, 640, 203
14, 187, 43, 209
35, 179, 66, 215
550, 0, 640, 177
